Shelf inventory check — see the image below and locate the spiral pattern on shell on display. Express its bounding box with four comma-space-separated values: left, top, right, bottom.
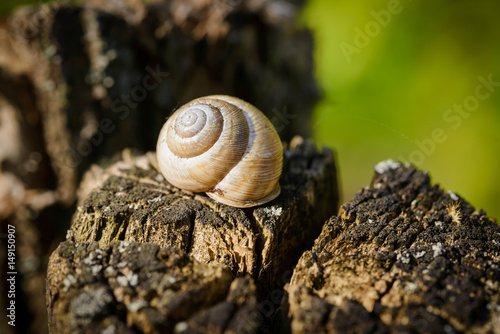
156, 95, 283, 207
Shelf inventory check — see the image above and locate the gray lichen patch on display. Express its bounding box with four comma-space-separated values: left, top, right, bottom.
68, 287, 115, 327
285, 163, 500, 333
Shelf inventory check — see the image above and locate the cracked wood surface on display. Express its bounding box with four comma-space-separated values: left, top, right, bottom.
284, 161, 500, 333
47, 241, 258, 334
68, 141, 338, 294
46, 141, 338, 332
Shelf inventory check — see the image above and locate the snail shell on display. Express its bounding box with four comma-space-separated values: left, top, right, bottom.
156, 95, 283, 208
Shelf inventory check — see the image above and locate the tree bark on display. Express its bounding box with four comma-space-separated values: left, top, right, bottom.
46, 140, 338, 333
284, 160, 500, 333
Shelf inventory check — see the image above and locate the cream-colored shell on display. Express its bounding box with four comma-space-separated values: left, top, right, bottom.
156, 95, 283, 207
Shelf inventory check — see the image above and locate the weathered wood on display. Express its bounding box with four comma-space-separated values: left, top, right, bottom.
68, 140, 337, 294
284, 160, 500, 333
46, 140, 338, 332
0, 1, 318, 332
46, 240, 258, 334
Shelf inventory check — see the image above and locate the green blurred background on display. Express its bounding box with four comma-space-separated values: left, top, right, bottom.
301, 0, 500, 220
1, 0, 498, 219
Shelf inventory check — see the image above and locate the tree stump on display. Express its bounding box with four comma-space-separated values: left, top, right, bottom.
46, 140, 339, 333
284, 160, 500, 333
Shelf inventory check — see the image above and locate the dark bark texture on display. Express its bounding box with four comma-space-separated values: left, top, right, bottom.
47, 241, 258, 334
284, 160, 500, 334
46, 140, 338, 333
0, 1, 318, 333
